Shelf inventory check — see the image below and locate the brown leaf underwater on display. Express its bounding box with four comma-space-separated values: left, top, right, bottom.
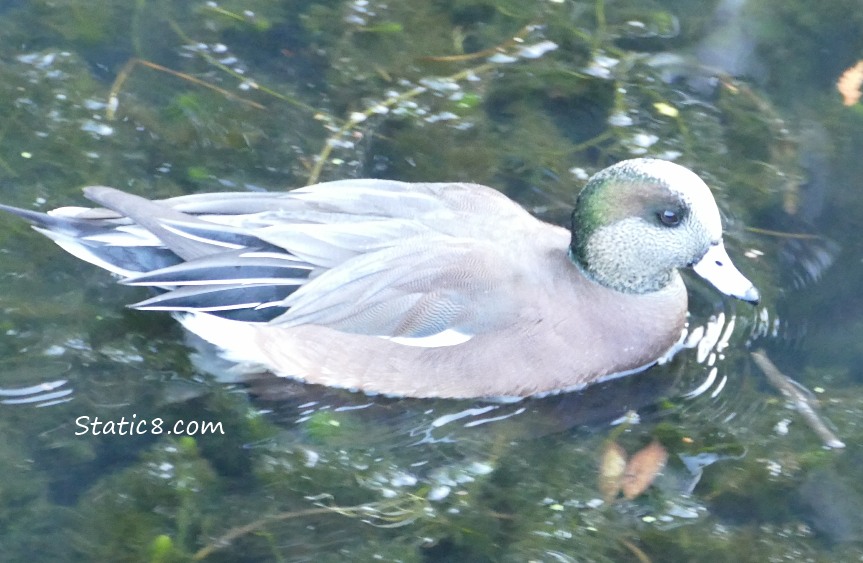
598, 441, 628, 502
621, 440, 668, 500
837, 60, 863, 106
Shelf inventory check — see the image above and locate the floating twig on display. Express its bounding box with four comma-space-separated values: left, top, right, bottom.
106, 58, 265, 120
751, 349, 845, 449
167, 20, 317, 113
744, 227, 823, 240
193, 494, 427, 560
620, 537, 653, 563
421, 23, 536, 62
192, 507, 334, 560
306, 62, 495, 185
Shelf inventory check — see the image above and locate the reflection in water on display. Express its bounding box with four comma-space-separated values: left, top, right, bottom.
678, 451, 745, 495
0, 360, 75, 407
0, 379, 72, 407
677, 312, 737, 399
799, 468, 863, 545
693, 0, 763, 92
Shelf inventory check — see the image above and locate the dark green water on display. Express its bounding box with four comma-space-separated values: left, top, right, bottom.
0, 0, 862, 561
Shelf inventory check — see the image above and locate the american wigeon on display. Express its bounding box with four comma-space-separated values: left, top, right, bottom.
0, 158, 758, 398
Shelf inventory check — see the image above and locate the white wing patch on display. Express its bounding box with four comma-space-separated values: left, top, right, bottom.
381, 329, 473, 348
161, 222, 244, 249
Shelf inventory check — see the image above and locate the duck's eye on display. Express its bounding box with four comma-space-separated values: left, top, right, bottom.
659, 209, 681, 227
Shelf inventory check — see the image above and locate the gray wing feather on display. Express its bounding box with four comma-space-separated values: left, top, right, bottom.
121, 249, 312, 286
83, 187, 228, 261
256, 219, 434, 267
273, 237, 511, 338
131, 284, 293, 322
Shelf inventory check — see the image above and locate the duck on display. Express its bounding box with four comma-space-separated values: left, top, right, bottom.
0, 158, 759, 399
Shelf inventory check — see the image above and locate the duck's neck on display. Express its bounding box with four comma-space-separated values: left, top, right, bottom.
567, 243, 677, 295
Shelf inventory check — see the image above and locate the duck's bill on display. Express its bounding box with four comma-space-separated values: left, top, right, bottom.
692, 243, 760, 304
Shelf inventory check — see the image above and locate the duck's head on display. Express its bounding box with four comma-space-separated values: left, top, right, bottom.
570, 158, 759, 303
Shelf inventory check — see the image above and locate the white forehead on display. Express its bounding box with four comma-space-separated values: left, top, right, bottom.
639, 159, 723, 236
